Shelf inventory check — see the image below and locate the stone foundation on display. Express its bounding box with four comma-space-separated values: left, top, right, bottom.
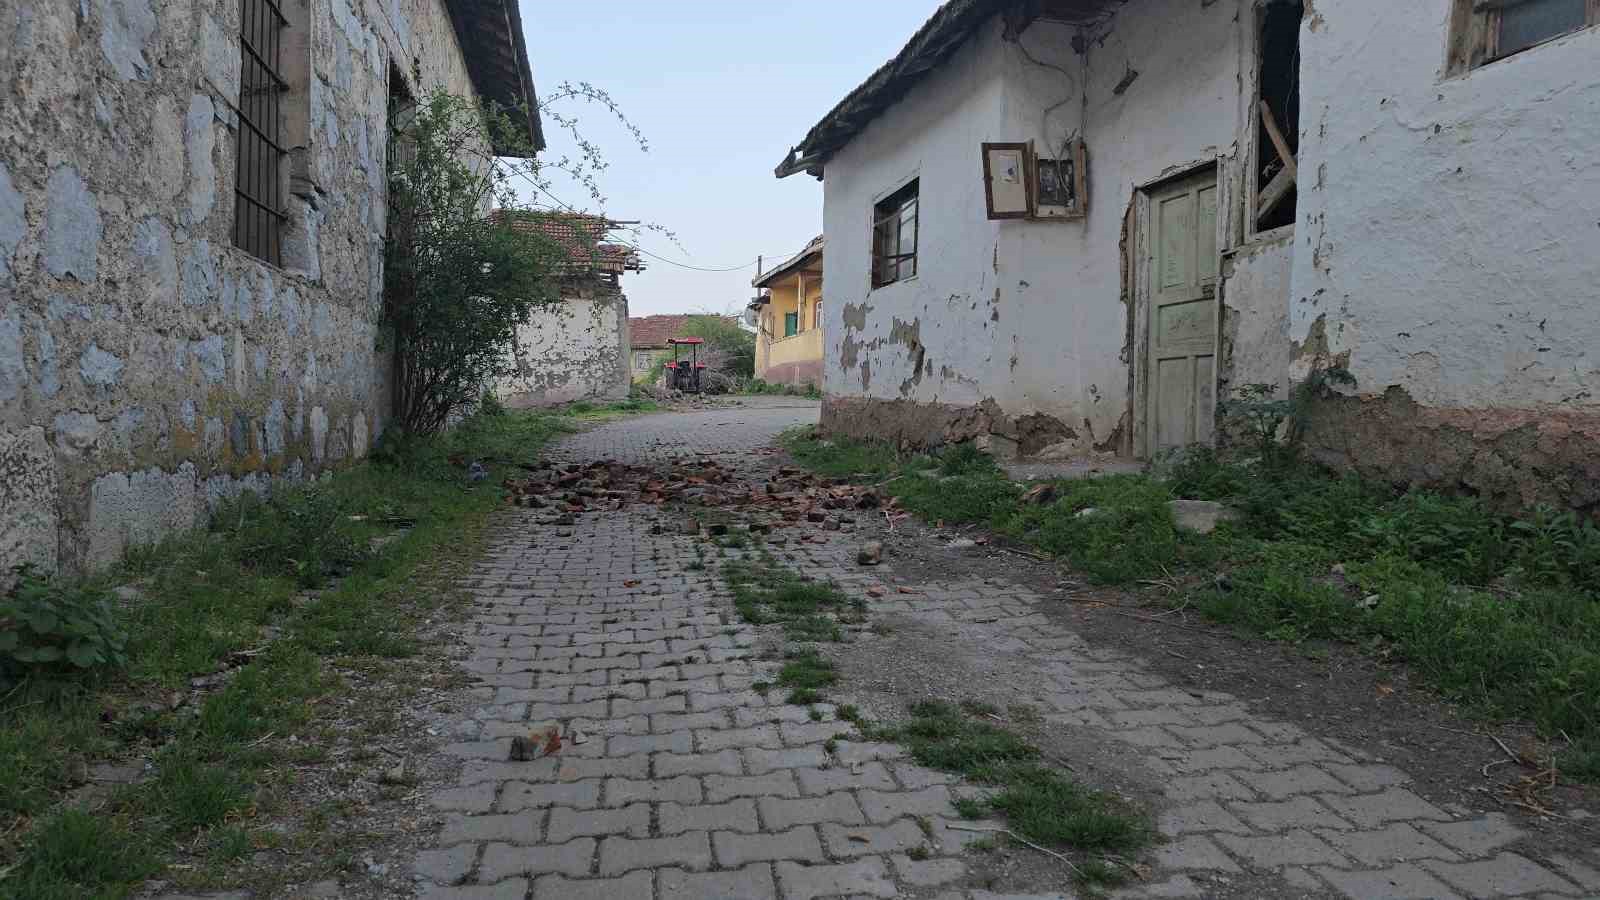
820, 395, 1129, 458
758, 359, 824, 390
1302, 387, 1600, 512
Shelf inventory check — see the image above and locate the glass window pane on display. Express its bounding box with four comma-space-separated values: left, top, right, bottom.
1499, 0, 1587, 56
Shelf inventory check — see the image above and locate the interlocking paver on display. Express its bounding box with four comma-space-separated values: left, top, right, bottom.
1419, 853, 1579, 898
598, 830, 712, 875
659, 863, 778, 900
712, 826, 826, 866
405, 405, 1537, 900
774, 857, 897, 899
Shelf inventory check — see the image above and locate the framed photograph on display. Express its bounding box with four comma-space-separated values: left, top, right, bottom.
982, 142, 1032, 219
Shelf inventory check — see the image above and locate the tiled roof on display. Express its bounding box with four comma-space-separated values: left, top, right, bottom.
443, 0, 542, 156
629, 315, 739, 349
629, 315, 692, 349
753, 234, 823, 289
492, 210, 644, 275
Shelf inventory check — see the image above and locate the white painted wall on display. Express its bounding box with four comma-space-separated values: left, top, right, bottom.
822, 0, 1261, 453
496, 293, 630, 406
1291, 1, 1600, 410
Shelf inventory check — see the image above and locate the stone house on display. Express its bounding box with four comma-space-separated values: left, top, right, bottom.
749, 235, 824, 389
0, 0, 540, 578
776, 0, 1600, 509
492, 212, 640, 407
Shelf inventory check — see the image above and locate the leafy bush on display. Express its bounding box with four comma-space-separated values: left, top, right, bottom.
0, 568, 127, 678
215, 487, 368, 589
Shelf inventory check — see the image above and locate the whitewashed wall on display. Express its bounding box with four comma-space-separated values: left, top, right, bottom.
821, 0, 1273, 454
496, 291, 630, 406
1291, 0, 1600, 506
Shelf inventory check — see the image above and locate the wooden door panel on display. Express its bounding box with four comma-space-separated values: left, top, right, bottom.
1144, 169, 1220, 456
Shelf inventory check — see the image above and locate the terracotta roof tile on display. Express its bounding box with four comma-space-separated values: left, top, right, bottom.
629, 315, 692, 349
491, 210, 643, 275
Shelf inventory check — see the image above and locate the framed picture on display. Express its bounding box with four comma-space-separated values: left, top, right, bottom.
1032, 138, 1088, 219
982, 142, 1032, 219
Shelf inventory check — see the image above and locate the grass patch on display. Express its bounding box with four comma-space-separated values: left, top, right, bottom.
776, 649, 837, 705
0, 405, 592, 895
723, 555, 852, 639
785, 433, 1600, 780
868, 700, 1148, 884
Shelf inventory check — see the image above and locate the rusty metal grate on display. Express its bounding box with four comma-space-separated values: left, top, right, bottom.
233, 0, 288, 265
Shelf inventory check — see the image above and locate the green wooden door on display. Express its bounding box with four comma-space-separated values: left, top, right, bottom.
1147, 170, 1219, 454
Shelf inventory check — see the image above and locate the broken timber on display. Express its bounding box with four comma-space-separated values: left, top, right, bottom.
1257, 98, 1298, 225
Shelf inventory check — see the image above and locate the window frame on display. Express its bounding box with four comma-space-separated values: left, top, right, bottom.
783, 311, 799, 337
812, 297, 822, 331
871, 178, 919, 290
233, 0, 291, 266
1447, 0, 1598, 75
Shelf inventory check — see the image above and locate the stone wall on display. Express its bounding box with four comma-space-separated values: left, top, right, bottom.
496, 281, 631, 407
0, 0, 484, 578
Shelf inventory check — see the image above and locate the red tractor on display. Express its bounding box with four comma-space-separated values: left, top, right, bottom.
664, 337, 706, 393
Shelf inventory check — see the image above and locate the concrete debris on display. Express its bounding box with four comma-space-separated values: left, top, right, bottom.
1168, 499, 1241, 534
857, 541, 883, 565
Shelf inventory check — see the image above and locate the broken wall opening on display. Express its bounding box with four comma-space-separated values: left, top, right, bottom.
1255, 0, 1301, 233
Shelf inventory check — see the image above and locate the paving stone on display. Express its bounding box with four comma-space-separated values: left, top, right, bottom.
412, 844, 477, 884
744, 745, 830, 774
599, 830, 712, 875
546, 804, 650, 842
774, 857, 896, 900
1319, 788, 1452, 827
1230, 795, 1353, 831
779, 720, 858, 745
1156, 745, 1262, 774
1314, 822, 1459, 866
1165, 771, 1257, 802
1418, 812, 1527, 856
1236, 764, 1354, 800
418, 880, 530, 900
759, 792, 866, 829
858, 786, 954, 822
1243, 739, 1351, 769
431, 782, 499, 813
705, 771, 800, 802
1157, 800, 1252, 836
830, 741, 907, 765
796, 762, 897, 795
713, 826, 825, 866
1169, 723, 1267, 747
890, 852, 967, 886
655, 749, 744, 777
698, 724, 782, 752
1215, 830, 1350, 868
1419, 853, 1579, 898
659, 863, 777, 900
477, 839, 596, 881
1152, 835, 1242, 872
437, 812, 542, 845
660, 798, 759, 835
496, 779, 600, 812
608, 731, 692, 756
820, 819, 929, 857
1315, 863, 1467, 899
1547, 854, 1600, 893
531, 870, 652, 900
604, 774, 702, 806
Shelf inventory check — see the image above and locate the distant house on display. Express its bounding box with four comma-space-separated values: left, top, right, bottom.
749, 236, 824, 388
776, 0, 1600, 509
629, 315, 692, 382
492, 212, 642, 406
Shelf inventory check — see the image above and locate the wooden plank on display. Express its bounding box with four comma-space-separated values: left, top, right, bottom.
1258, 98, 1297, 181
1257, 166, 1295, 224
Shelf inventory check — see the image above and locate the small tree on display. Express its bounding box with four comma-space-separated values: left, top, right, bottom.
383, 92, 562, 435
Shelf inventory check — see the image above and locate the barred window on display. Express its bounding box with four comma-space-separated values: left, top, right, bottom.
234, 0, 289, 265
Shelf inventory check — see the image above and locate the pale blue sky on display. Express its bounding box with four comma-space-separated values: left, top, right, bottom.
520, 1, 934, 317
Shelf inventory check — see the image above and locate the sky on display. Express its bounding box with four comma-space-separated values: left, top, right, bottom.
518, 2, 935, 318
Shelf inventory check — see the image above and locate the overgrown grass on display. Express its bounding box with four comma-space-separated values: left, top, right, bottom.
0, 407, 590, 897
722, 554, 858, 639
868, 700, 1148, 885
783, 430, 1600, 778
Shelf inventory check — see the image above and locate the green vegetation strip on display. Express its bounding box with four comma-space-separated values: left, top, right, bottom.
0, 402, 649, 899
781, 427, 1600, 782
718, 546, 1148, 888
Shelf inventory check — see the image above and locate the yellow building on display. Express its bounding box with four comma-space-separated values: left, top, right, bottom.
749, 236, 824, 388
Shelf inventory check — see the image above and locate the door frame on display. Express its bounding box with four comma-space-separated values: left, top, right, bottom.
1131, 161, 1224, 459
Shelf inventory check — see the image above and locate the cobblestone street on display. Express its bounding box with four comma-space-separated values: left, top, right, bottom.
407, 403, 1598, 900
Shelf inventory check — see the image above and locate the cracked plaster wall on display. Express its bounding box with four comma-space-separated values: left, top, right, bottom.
495, 282, 631, 407
1290, 1, 1600, 508
0, 0, 483, 577
821, 1, 1264, 457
